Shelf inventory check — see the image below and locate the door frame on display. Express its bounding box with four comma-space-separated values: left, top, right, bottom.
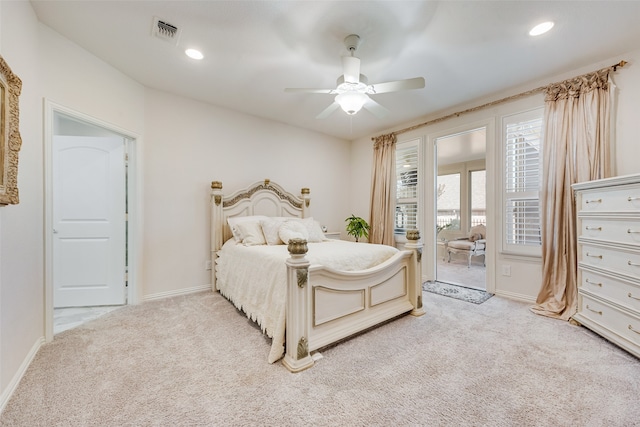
425, 118, 496, 294
43, 100, 143, 342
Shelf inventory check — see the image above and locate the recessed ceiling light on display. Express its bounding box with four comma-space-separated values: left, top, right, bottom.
529, 21, 554, 36
185, 48, 204, 60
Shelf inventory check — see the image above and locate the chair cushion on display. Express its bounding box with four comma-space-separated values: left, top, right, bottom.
447, 240, 475, 250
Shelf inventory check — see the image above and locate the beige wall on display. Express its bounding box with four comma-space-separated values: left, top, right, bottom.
142, 88, 349, 298
39, 24, 146, 135
0, 0, 42, 405
349, 47, 640, 301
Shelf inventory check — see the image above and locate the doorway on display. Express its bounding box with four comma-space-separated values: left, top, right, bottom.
44, 102, 140, 340
435, 128, 487, 290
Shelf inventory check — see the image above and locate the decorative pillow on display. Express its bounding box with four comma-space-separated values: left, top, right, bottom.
278, 220, 309, 244
470, 224, 486, 239
260, 218, 286, 245
469, 233, 483, 242
227, 215, 268, 241
236, 221, 266, 246
300, 217, 326, 243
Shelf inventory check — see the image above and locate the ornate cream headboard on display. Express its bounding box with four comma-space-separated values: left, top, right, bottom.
210, 179, 311, 289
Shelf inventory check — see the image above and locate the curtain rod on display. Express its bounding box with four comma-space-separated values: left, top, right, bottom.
372, 60, 627, 140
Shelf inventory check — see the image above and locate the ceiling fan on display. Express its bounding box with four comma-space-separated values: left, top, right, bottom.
285, 34, 425, 119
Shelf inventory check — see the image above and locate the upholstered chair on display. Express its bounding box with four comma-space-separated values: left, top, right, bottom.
446, 224, 486, 268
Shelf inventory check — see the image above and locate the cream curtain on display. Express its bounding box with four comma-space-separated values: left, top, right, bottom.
369, 133, 397, 245
531, 69, 612, 320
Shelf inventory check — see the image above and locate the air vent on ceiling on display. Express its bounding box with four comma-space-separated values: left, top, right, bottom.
151, 17, 181, 45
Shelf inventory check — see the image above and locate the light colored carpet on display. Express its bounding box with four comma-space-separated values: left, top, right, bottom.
1, 291, 639, 426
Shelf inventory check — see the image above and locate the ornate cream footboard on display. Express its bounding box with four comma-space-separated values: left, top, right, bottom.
211, 179, 424, 372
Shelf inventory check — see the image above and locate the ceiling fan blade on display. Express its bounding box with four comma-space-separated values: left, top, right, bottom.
342, 56, 361, 83
367, 77, 425, 94
363, 97, 390, 118
285, 87, 336, 94
316, 102, 340, 119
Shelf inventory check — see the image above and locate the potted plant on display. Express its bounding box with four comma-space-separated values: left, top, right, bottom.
345, 214, 370, 242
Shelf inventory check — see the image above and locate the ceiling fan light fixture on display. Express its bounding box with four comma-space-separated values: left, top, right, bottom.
335, 92, 367, 115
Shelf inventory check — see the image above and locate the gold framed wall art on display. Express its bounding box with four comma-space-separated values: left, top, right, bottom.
0, 54, 22, 205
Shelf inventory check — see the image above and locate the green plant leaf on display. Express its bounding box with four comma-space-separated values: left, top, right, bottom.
345, 214, 370, 242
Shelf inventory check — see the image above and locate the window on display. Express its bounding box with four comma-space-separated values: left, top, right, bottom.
470, 170, 486, 227
437, 173, 460, 230
395, 141, 418, 233
503, 108, 543, 254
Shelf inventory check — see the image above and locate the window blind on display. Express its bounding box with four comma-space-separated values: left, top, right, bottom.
395, 143, 418, 232
504, 113, 543, 248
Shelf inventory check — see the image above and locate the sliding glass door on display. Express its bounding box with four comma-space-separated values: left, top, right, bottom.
435, 128, 487, 290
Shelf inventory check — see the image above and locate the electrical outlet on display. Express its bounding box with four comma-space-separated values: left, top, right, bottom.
205, 260, 212, 271
501, 265, 511, 277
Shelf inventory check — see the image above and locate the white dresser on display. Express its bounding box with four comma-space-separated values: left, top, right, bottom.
572, 174, 640, 358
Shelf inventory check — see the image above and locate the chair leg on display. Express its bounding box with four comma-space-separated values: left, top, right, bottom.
467, 253, 472, 268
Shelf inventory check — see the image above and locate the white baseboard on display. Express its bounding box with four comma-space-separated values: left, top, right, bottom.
0, 336, 45, 415
494, 289, 536, 303
142, 284, 211, 302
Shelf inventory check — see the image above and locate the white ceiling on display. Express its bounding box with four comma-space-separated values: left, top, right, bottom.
30, 1, 640, 141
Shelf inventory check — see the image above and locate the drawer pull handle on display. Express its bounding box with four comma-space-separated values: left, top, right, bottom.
585, 226, 602, 231
586, 305, 602, 315
585, 278, 602, 287
629, 325, 640, 335
628, 293, 640, 301
628, 229, 640, 234
628, 196, 640, 202
585, 198, 602, 204
586, 253, 602, 259
628, 261, 640, 267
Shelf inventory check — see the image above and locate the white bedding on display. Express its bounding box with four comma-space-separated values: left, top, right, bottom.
215, 239, 399, 363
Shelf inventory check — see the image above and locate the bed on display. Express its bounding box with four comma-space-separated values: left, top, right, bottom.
210, 179, 424, 372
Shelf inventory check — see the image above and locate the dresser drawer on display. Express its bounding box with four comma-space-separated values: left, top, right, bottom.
580, 268, 640, 313
579, 243, 640, 277
580, 218, 640, 246
579, 294, 640, 346
579, 186, 640, 212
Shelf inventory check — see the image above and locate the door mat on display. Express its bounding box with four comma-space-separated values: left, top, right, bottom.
423, 281, 493, 304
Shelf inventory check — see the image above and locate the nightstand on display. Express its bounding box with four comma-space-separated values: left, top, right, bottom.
324, 232, 341, 240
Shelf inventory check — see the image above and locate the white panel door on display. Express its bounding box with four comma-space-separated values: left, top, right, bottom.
53, 136, 126, 307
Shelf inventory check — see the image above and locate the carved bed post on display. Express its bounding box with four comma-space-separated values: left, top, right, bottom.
211, 181, 224, 291
405, 229, 425, 317
282, 238, 314, 372
300, 187, 311, 218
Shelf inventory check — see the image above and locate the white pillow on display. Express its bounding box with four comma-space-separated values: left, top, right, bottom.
260, 218, 286, 245
236, 221, 266, 246
227, 215, 268, 241
300, 217, 326, 243
284, 217, 326, 243
278, 220, 309, 244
